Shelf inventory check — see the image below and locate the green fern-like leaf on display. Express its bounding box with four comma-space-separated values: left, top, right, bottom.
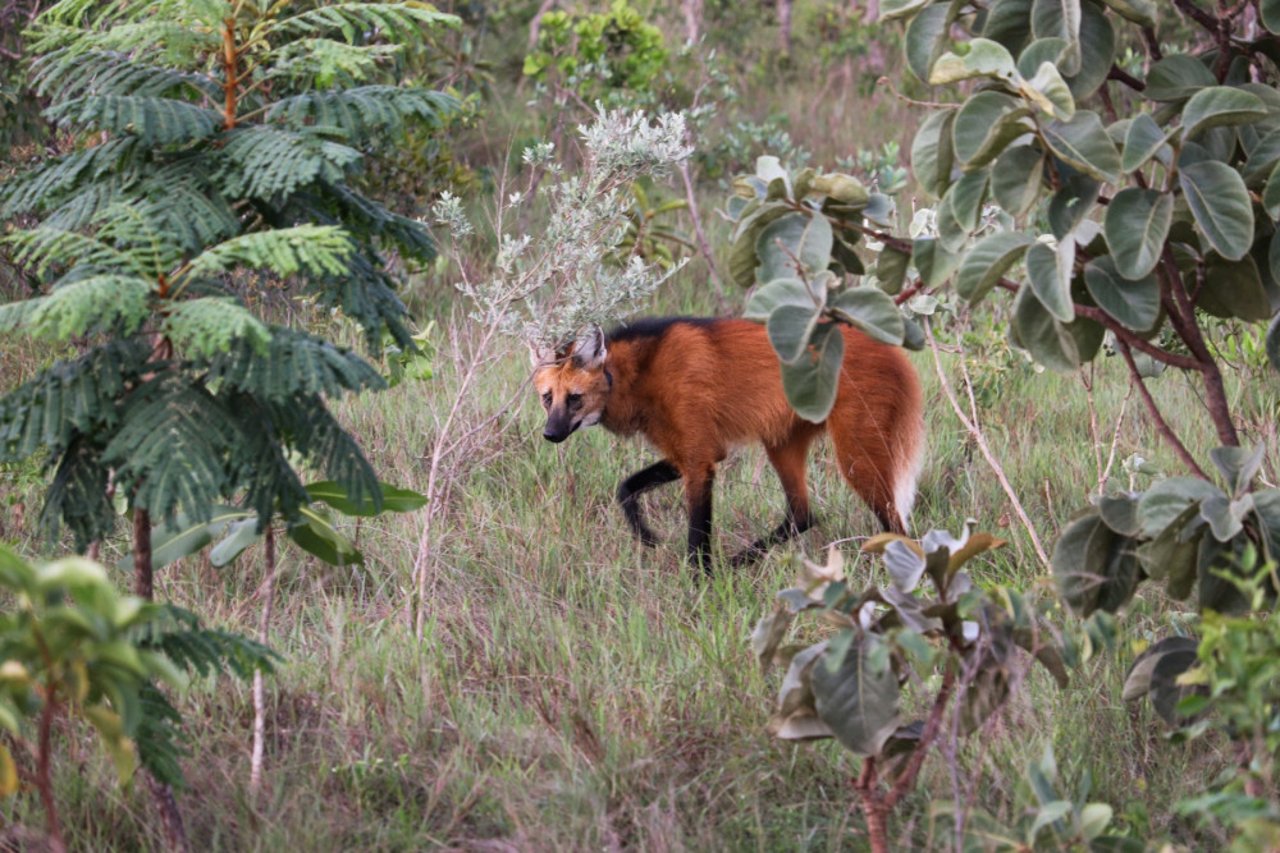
27, 274, 153, 341
47, 94, 222, 145
33, 49, 221, 101
269, 3, 459, 42
205, 326, 385, 400
164, 297, 270, 358
0, 339, 151, 460
135, 603, 279, 678
269, 39, 402, 88
105, 382, 242, 525
318, 182, 436, 262
218, 126, 361, 199
184, 225, 353, 280
267, 86, 456, 142
40, 435, 116, 549
29, 15, 220, 60
0, 137, 140, 217
268, 396, 381, 515
6, 225, 148, 278
134, 683, 187, 789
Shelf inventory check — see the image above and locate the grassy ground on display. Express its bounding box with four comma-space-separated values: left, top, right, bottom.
3, 4, 1279, 849
2, 259, 1272, 849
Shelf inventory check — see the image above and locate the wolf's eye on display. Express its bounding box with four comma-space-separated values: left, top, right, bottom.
566, 393, 582, 409
541, 391, 552, 409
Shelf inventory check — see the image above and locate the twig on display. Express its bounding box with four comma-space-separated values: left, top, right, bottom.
675, 159, 726, 304
1115, 339, 1211, 479
925, 321, 1052, 571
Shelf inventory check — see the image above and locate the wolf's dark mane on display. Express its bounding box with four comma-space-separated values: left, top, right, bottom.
606, 316, 719, 344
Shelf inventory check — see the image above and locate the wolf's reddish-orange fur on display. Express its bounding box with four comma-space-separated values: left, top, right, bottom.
533, 317, 924, 570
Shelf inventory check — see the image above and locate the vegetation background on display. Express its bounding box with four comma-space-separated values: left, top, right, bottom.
1, 0, 1277, 849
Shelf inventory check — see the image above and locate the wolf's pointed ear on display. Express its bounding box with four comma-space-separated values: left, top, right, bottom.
572, 325, 607, 369
529, 341, 556, 368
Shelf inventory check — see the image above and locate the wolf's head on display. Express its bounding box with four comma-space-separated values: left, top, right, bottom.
530, 327, 611, 443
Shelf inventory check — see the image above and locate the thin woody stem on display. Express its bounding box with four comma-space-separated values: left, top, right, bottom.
1115, 338, 1211, 479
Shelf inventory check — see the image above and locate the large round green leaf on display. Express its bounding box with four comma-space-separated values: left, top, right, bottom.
1262, 0, 1280, 34
910, 109, 956, 199
1137, 477, 1223, 538
1104, 188, 1173, 280
1100, 0, 1155, 27
1179, 159, 1255, 262
912, 237, 960, 287
768, 303, 822, 364
729, 201, 791, 288
1025, 239, 1074, 322
779, 322, 845, 423
1013, 282, 1081, 372
1181, 86, 1268, 140
1083, 255, 1160, 331
1264, 160, 1280, 220
929, 38, 1018, 85
811, 635, 902, 756
1121, 112, 1170, 173
905, 2, 953, 83
1030, 0, 1082, 75
1047, 174, 1100, 239
1041, 111, 1122, 183
945, 169, 990, 234
1020, 61, 1076, 121
1198, 253, 1272, 321
957, 231, 1033, 302
1053, 512, 1114, 616
743, 277, 816, 321
1145, 55, 1216, 102
875, 246, 910, 295
953, 91, 1034, 168
1063, 2, 1115, 100
984, 0, 1034, 53
881, 0, 934, 20
829, 286, 905, 345
756, 211, 834, 283
992, 145, 1045, 217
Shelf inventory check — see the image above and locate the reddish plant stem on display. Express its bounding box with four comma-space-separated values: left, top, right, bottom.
221, 18, 238, 130
30, 620, 65, 853
1107, 64, 1146, 91
1070, 303, 1201, 370
1160, 252, 1241, 447
1116, 339, 1211, 479
885, 668, 956, 810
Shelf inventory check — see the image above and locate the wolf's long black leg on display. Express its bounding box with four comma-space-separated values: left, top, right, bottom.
683, 465, 716, 576
731, 504, 815, 568
616, 460, 680, 546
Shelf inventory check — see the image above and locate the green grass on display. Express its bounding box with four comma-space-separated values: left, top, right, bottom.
2, 261, 1270, 849
3, 7, 1279, 846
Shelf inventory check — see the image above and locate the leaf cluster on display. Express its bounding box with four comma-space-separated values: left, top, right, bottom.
0, 546, 275, 795
1053, 445, 1280, 618
753, 525, 1069, 761
0, 1, 459, 549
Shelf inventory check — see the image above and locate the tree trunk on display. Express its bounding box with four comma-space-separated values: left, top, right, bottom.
133, 507, 153, 600
131, 507, 191, 853
250, 526, 277, 799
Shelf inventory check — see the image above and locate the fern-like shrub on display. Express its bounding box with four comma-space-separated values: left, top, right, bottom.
0, 1, 459, 590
